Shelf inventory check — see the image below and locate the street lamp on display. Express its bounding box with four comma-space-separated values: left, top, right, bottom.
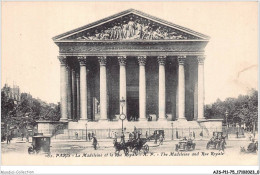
171, 122, 173, 140
119, 97, 126, 139
225, 111, 229, 139
85, 123, 88, 141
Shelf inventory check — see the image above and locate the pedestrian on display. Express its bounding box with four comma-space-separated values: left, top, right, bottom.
146, 131, 148, 139
88, 132, 91, 141
75, 132, 78, 140
154, 133, 158, 144
6, 133, 10, 144
21, 133, 24, 141
249, 134, 252, 141
26, 134, 29, 142
92, 136, 98, 150
200, 131, 203, 139
129, 132, 133, 141
159, 134, 163, 145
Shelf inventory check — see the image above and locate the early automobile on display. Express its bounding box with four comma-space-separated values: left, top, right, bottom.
149, 130, 165, 140
240, 140, 258, 153
213, 131, 224, 138
28, 134, 51, 155
175, 139, 196, 151
206, 132, 226, 151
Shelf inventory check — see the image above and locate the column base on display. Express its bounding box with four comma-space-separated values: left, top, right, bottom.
98, 119, 108, 122
138, 118, 147, 121
176, 118, 187, 121
157, 118, 167, 121
79, 119, 88, 121
197, 118, 207, 122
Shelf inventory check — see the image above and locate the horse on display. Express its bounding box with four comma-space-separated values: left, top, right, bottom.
113, 139, 129, 156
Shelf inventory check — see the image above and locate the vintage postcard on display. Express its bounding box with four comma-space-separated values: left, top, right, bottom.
1, 1, 258, 168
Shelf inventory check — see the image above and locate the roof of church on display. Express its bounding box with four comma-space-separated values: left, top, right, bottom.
53, 8, 210, 41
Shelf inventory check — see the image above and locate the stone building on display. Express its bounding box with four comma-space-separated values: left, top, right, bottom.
38, 9, 222, 139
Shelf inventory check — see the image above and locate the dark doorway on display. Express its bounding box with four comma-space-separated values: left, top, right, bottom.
127, 97, 139, 121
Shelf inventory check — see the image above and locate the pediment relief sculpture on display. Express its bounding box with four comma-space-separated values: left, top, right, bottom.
65, 14, 199, 41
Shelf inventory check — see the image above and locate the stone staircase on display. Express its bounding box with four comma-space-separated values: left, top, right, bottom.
50, 120, 213, 140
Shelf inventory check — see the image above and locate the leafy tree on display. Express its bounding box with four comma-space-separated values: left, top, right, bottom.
1, 89, 61, 134
205, 89, 258, 131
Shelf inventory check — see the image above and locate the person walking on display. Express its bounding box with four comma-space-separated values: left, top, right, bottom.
6, 133, 10, 144
26, 134, 29, 142
92, 136, 98, 150
154, 133, 158, 144
159, 134, 164, 145
21, 133, 24, 141
88, 132, 91, 141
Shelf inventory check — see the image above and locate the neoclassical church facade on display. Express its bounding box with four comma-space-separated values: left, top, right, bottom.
38, 9, 222, 138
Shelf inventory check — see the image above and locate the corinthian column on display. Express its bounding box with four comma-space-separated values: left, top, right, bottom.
58, 56, 68, 121
78, 57, 88, 120
197, 56, 205, 120
157, 56, 166, 121
98, 56, 107, 121
71, 68, 77, 121
138, 56, 147, 121
177, 55, 186, 120
76, 72, 80, 120
118, 56, 127, 116
67, 62, 72, 121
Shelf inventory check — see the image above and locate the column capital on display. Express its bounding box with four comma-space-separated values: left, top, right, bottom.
118, 56, 127, 66
137, 56, 147, 66
177, 55, 186, 65
197, 55, 205, 65
78, 56, 87, 66
157, 56, 167, 65
58, 56, 67, 65
98, 56, 107, 66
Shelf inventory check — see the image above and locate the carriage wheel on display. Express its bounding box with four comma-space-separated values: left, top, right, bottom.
143, 145, 149, 155
28, 147, 35, 154
133, 148, 138, 155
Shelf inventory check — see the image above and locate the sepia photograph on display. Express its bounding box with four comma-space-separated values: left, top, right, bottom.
1, 1, 259, 171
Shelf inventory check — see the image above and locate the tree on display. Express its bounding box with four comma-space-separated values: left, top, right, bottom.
205, 89, 258, 131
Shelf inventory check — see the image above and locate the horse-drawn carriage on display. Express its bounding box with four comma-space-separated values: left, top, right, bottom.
206, 132, 226, 151
175, 139, 196, 151
113, 136, 150, 156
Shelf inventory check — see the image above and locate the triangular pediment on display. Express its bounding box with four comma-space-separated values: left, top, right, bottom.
53, 9, 209, 41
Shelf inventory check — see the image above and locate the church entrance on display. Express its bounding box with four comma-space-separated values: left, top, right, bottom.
127, 97, 139, 121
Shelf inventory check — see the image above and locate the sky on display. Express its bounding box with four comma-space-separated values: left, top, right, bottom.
1, 1, 258, 104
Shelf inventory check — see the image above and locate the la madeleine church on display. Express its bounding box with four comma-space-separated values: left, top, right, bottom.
38, 9, 222, 139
